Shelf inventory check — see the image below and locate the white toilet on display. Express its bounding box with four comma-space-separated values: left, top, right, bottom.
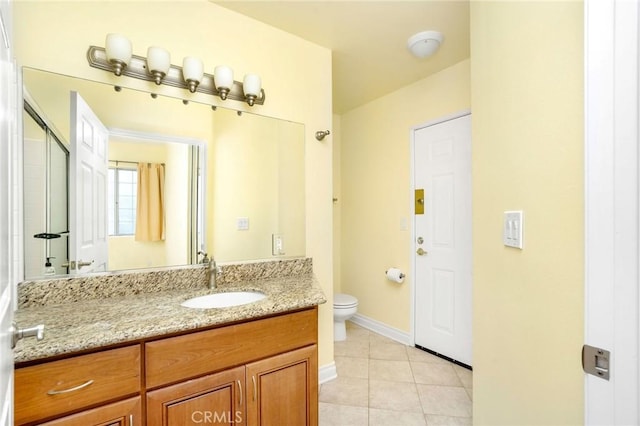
333, 293, 359, 341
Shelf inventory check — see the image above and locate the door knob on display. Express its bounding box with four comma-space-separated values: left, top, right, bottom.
416, 248, 427, 256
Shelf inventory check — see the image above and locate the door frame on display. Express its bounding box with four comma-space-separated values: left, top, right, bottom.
410, 108, 471, 348
584, 0, 639, 424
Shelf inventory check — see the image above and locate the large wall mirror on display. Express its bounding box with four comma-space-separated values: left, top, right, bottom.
22, 67, 305, 280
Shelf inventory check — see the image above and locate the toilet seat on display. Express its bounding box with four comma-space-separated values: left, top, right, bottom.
334, 293, 358, 308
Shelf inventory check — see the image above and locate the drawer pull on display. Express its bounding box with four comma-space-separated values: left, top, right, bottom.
47, 379, 94, 395
237, 380, 243, 405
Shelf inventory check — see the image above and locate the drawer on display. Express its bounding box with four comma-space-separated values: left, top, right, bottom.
15, 345, 141, 425
146, 308, 317, 389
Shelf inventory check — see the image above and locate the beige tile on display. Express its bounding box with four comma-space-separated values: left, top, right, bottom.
369, 359, 414, 383
369, 332, 399, 345
410, 362, 462, 386
335, 339, 370, 358
345, 321, 371, 342
425, 414, 473, 425
369, 408, 427, 426
369, 379, 423, 412
453, 365, 473, 389
336, 356, 369, 379
407, 347, 451, 364
465, 387, 473, 402
320, 376, 369, 407
346, 320, 365, 330
370, 341, 408, 361
319, 402, 368, 426
417, 384, 472, 417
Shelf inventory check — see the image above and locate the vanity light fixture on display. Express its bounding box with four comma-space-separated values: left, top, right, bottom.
214, 65, 234, 100
182, 56, 204, 93
105, 33, 132, 76
243, 74, 262, 106
87, 37, 266, 106
407, 30, 443, 58
147, 46, 171, 84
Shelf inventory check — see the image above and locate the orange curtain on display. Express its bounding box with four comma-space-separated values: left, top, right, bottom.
135, 163, 165, 241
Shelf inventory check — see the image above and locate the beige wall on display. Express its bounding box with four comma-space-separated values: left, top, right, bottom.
210, 109, 305, 261
14, 1, 334, 367
332, 114, 342, 294
340, 59, 470, 331
470, 2, 584, 424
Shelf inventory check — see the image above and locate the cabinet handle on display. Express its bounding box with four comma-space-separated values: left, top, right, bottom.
129, 414, 134, 425
252, 375, 257, 402
46, 379, 94, 395
237, 379, 243, 405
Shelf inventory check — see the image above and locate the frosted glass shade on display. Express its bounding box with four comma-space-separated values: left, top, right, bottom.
214, 65, 234, 89
147, 46, 171, 84
182, 57, 204, 81
105, 34, 132, 75
243, 74, 262, 97
182, 57, 204, 92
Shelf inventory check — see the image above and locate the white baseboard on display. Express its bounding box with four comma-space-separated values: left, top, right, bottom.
318, 361, 337, 384
350, 313, 413, 346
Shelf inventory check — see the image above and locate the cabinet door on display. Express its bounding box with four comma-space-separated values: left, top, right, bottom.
147, 366, 245, 426
246, 345, 318, 426
39, 396, 141, 426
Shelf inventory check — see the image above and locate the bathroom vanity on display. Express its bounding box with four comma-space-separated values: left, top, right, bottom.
13, 260, 326, 426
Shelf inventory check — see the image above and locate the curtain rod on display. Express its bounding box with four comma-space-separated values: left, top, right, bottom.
109, 160, 166, 166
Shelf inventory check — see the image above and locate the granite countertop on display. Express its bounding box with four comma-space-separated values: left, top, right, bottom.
14, 273, 326, 365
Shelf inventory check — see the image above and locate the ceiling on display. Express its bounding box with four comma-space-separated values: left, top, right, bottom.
212, 1, 470, 114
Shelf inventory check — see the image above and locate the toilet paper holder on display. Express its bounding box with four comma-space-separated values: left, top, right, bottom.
385, 269, 405, 279
385, 268, 406, 283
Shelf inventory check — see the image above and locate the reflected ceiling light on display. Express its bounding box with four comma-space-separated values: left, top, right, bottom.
88, 36, 266, 106
407, 30, 443, 58
243, 74, 262, 106
214, 66, 234, 100
182, 56, 204, 93
105, 33, 132, 76
147, 46, 171, 84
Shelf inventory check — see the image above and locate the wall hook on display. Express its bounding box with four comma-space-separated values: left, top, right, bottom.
315, 130, 331, 141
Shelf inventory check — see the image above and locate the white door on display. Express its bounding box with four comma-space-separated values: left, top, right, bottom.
413, 113, 472, 366
584, 0, 640, 424
0, 1, 15, 423
69, 91, 109, 274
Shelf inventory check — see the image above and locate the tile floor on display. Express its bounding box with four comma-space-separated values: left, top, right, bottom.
319, 321, 473, 426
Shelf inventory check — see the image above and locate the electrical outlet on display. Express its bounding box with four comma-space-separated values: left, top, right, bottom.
272, 234, 284, 255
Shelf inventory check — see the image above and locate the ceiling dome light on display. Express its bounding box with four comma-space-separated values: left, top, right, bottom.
407, 30, 443, 58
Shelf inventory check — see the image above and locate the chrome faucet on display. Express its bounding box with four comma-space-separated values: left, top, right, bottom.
209, 257, 218, 289
199, 251, 219, 289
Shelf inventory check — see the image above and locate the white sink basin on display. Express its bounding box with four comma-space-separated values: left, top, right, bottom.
181, 291, 266, 309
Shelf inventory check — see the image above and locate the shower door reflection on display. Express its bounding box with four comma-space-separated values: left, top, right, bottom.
23, 100, 69, 277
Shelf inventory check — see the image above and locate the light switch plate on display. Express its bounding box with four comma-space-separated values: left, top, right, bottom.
503, 210, 523, 249
237, 217, 249, 230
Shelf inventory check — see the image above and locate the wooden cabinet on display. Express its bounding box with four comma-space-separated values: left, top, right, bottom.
15, 308, 318, 426
246, 346, 318, 426
145, 345, 318, 426
147, 367, 245, 425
